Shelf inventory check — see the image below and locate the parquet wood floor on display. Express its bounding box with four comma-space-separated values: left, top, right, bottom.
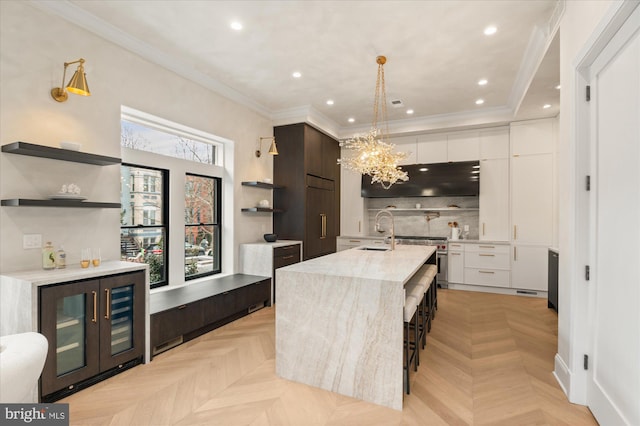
61, 290, 597, 425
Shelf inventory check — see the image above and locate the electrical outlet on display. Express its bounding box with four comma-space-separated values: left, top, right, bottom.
23, 234, 42, 249
464, 225, 469, 232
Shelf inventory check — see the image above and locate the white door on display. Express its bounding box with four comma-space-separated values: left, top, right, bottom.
586, 6, 640, 424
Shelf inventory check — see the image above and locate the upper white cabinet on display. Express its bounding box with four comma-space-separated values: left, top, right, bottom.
447, 131, 480, 162
416, 134, 447, 164
479, 158, 509, 240
389, 135, 417, 166
479, 127, 509, 159
510, 119, 555, 156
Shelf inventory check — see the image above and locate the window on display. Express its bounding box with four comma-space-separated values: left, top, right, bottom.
120, 106, 228, 288
120, 165, 168, 288
184, 174, 221, 280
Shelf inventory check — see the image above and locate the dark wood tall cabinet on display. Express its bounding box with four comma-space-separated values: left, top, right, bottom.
273, 123, 340, 260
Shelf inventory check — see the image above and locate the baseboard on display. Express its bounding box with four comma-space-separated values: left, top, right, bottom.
554, 353, 571, 397
445, 283, 547, 299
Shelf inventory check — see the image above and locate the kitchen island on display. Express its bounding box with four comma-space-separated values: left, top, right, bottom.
276, 244, 436, 410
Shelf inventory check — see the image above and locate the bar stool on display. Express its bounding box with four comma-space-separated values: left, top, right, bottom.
405, 280, 426, 364
425, 264, 438, 320
404, 294, 419, 394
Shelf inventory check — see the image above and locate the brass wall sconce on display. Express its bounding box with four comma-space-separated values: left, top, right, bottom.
51, 58, 91, 102
256, 137, 278, 157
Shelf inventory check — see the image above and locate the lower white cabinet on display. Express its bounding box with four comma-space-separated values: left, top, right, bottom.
447, 243, 465, 283
336, 236, 385, 251
511, 244, 549, 291
461, 243, 511, 288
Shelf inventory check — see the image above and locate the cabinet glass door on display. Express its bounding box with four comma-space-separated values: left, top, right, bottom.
99, 271, 145, 371
40, 280, 100, 398
109, 285, 134, 355
55, 293, 88, 375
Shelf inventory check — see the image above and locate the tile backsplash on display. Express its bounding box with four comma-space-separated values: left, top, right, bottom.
365, 196, 479, 239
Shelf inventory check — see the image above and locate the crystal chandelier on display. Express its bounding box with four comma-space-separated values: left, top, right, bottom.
338, 56, 408, 189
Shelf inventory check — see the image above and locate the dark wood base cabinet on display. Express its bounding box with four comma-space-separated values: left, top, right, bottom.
151, 278, 270, 356
39, 271, 145, 402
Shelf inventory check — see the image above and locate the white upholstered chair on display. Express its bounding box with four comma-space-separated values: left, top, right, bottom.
0, 332, 48, 403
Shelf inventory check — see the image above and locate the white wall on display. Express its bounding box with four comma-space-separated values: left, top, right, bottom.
556, 0, 615, 403
0, 1, 274, 275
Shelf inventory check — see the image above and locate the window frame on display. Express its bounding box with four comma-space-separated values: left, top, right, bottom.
184, 172, 222, 281
120, 163, 170, 289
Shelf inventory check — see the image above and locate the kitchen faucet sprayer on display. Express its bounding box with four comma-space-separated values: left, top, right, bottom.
375, 209, 395, 250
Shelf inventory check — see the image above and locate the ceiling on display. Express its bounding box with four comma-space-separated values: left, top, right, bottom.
36, 0, 561, 138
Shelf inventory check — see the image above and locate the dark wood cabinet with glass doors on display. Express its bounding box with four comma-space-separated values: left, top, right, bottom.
39, 270, 145, 402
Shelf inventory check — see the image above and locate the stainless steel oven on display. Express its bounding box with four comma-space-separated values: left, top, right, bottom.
395, 236, 448, 288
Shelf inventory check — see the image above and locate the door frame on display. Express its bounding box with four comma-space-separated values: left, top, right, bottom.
571, 0, 639, 414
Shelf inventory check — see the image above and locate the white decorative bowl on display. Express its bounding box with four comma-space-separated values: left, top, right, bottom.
60, 141, 81, 151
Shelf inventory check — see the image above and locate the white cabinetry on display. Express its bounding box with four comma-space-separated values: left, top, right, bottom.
463, 243, 511, 288
390, 136, 417, 166
479, 158, 509, 241
510, 118, 556, 291
511, 245, 548, 291
336, 236, 385, 251
447, 131, 480, 162
416, 131, 480, 164
447, 242, 464, 284
340, 148, 365, 236
478, 127, 510, 241
416, 134, 447, 164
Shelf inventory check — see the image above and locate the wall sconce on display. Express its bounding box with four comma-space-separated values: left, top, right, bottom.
256, 137, 278, 157
50, 58, 91, 102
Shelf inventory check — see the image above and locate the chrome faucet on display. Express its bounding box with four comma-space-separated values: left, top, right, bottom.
375, 209, 395, 250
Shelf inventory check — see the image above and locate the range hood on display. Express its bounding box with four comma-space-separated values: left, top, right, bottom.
361, 161, 480, 198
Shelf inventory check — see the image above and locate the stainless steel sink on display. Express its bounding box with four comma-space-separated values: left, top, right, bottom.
358, 246, 390, 252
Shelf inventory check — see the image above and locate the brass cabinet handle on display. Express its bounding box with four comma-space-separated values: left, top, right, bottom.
482, 222, 485, 236
104, 288, 111, 320
451, 253, 461, 256
282, 255, 294, 260
358, 220, 361, 233
514, 246, 517, 261
92, 291, 97, 323
349, 240, 362, 243
178, 304, 187, 310
479, 245, 495, 249
513, 225, 517, 240
479, 270, 495, 274
479, 254, 495, 257
320, 214, 327, 239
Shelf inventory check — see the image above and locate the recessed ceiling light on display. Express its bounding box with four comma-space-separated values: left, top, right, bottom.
326, 100, 334, 106
419, 167, 428, 172
472, 165, 480, 169
484, 26, 497, 36
555, 84, 561, 90
406, 109, 414, 115
230, 21, 243, 31
292, 71, 302, 78
543, 104, 552, 109
348, 118, 355, 123
475, 99, 485, 105
478, 79, 488, 86
472, 170, 480, 174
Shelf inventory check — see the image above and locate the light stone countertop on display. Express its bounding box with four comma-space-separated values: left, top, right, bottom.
0, 261, 147, 286
278, 244, 435, 284
240, 239, 302, 248
276, 244, 436, 410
